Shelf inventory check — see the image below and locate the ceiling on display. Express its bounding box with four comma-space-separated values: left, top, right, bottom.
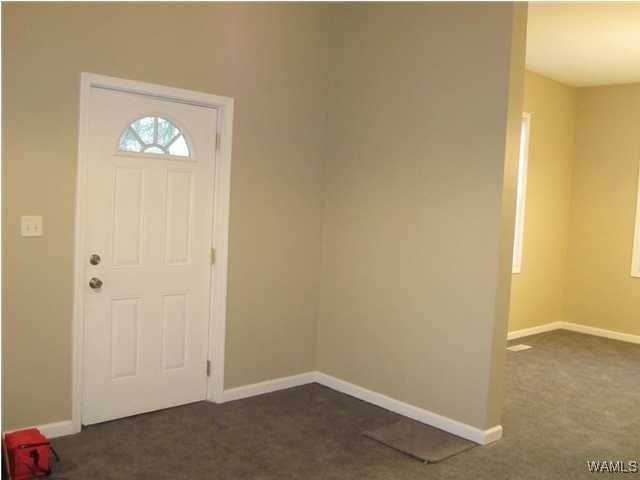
526, 3, 640, 87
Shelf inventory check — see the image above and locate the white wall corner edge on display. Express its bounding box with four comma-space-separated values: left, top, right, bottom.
3, 420, 79, 440
483, 425, 504, 444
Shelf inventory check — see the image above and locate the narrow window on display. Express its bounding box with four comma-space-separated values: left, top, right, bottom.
632, 168, 640, 277
512, 113, 530, 274
118, 116, 190, 158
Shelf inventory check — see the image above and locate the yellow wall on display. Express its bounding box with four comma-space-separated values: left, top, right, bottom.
2, 4, 329, 430
508, 77, 640, 337
317, 4, 526, 430
567, 83, 640, 335
508, 72, 576, 331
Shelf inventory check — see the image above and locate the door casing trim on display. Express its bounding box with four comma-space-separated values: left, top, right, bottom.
73, 73, 234, 433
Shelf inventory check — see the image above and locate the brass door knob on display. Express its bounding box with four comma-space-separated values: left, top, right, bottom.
89, 277, 103, 290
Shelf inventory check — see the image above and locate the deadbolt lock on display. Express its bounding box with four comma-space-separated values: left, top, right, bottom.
89, 254, 101, 265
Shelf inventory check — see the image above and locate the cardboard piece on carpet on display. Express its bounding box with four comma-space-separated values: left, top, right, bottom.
362, 418, 477, 463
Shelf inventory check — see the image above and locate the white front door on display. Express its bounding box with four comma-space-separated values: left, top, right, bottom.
82, 86, 217, 425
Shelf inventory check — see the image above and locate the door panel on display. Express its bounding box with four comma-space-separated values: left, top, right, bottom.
112, 168, 144, 266
83, 87, 217, 425
165, 170, 193, 264
161, 293, 189, 370
110, 297, 141, 379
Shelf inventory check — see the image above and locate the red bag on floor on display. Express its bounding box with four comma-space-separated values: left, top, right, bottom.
3, 428, 59, 480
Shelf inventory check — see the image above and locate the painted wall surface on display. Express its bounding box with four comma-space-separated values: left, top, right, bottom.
2, 4, 329, 430
3, 3, 527, 433
567, 83, 640, 335
508, 72, 576, 332
317, 4, 526, 430
485, 5, 528, 427
508, 78, 640, 336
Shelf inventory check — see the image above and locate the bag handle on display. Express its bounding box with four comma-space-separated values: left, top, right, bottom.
20, 443, 61, 477
28, 448, 52, 476
18, 442, 65, 480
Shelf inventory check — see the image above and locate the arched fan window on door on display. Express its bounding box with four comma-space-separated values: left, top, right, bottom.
118, 116, 191, 157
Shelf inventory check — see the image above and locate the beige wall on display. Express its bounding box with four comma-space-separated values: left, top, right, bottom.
317, 4, 526, 430
508, 72, 576, 332
567, 83, 640, 335
2, 4, 329, 430
485, 4, 528, 427
3, 3, 527, 433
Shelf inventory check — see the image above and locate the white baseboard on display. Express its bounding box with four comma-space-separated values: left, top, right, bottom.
560, 322, 640, 345
3, 420, 77, 439
507, 321, 562, 340
9, 322, 635, 447
221, 372, 318, 402
508, 321, 640, 345
483, 425, 504, 444
220, 370, 501, 445
314, 372, 501, 445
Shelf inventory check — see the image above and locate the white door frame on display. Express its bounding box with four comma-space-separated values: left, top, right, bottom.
72, 73, 233, 433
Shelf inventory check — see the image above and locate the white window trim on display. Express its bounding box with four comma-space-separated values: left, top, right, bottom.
632, 165, 640, 278
512, 113, 530, 274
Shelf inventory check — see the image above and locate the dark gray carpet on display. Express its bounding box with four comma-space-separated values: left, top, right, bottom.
51, 330, 640, 479
362, 418, 475, 462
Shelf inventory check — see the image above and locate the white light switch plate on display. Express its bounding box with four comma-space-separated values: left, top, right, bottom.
21, 216, 43, 237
